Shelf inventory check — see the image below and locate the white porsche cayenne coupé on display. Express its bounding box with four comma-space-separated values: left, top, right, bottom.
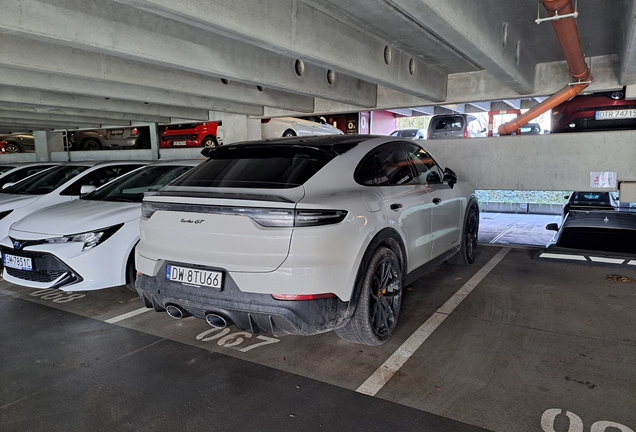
1, 160, 201, 291
135, 135, 479, 345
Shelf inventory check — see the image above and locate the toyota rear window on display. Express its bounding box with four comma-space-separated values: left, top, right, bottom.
171, 145, 341, 189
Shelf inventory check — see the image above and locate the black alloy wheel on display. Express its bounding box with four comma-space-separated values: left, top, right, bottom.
80, 138, 102, 151
335, 247, 403, 345
448, 204, 479, 265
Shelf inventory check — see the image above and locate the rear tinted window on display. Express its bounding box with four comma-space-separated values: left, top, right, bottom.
431, 116, 464, 131
171, 145, 337, 189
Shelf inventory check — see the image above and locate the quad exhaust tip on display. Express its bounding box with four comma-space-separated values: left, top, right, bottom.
205, 313, 228, 329
166, 305, 185, 319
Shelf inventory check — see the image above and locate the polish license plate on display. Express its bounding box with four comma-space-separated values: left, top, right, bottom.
3, 253, 32, 271
173, 141, 187, 146
166, 264, 222, 289
595, 109, 636, 120
111, 129, 124, 134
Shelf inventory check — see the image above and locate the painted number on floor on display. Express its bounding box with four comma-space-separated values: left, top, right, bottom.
196, 327, 279, 352
29, 289, 85, 303
541, 409, 633, 432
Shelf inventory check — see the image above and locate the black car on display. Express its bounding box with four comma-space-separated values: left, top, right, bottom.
546, 210, 636, 254
562, 191, 618, 217
0, 134, 35, 153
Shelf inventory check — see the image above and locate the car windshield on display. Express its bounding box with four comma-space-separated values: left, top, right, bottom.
0, 165, 16, 174
1, 165, 89, 195
172, 145, 338, 189
83, 165, 194, 202
573, 193, 604, 201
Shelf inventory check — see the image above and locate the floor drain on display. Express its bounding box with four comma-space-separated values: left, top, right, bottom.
607, 274, 636, 283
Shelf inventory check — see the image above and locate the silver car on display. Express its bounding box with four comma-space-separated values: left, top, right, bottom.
427, 114, 487, 139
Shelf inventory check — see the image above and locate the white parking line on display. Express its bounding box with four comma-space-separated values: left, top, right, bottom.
105, 307, 152, 324
356, 247, 511, 397
489, 216, 524, 243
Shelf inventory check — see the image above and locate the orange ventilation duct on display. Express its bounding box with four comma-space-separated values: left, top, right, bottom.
498, 0, 592, 135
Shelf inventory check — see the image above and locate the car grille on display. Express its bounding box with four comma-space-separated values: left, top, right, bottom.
1, 247, 81, 285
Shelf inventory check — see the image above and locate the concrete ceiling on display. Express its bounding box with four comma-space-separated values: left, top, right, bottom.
0, 0, 634, 133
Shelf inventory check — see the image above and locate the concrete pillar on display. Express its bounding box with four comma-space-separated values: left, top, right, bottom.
222, 114, 261, 144
34, 130, 65, 162
148, 123, 159, 160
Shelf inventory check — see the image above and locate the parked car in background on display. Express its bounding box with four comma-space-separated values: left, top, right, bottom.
427, 114, 487, 139
551, 89, 634, 133
546, 210, 636, 255
1, 160, 201, 291
69, 127, 150, 150
0, 134, 35, 153
519, 123, 542, 135
562, 191, 618, 218
0, 162, 58, 189
261, 117, 343, 138
135, 135, 479, 346
0, 161, 146, 248
389, 128, 426, 140
160, 122, 220, 148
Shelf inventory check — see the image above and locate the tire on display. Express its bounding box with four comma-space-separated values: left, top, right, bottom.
3, 142, 21, 153
282, 129, 296, 137
201, 135, 219, 148
335, 247, 403, 346
135, 136, 150, 149
125, 249, 137, 291
80, 138, 102, 151
448, 204, 479, 265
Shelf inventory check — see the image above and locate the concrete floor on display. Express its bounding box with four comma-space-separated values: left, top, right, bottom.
0, 219, 634, 431
478, 212, 561, 248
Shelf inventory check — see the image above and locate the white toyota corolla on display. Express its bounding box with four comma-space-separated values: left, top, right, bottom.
1, 160, 201, 291
0, 161, 146, 244
135, 136, 479, 345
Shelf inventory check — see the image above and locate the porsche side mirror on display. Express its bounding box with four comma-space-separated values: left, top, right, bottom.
443, 167, 457, 188
545, 223, 559, 231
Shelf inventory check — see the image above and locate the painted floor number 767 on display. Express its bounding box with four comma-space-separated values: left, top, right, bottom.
196, 327, 279, 352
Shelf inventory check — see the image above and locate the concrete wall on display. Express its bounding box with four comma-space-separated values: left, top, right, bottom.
424, 130, 636, 191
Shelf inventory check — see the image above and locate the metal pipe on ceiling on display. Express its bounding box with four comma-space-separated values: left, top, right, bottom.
498, 0, 592, 136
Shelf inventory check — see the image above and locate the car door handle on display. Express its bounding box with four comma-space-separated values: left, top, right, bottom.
390, 203, 402, 211
433, 198, 442, 205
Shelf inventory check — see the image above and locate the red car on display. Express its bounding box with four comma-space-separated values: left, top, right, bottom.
160, 122, 220, 148
551, 89, 636, 133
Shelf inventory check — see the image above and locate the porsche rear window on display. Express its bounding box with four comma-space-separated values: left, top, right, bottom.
171, 145, 340, 189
